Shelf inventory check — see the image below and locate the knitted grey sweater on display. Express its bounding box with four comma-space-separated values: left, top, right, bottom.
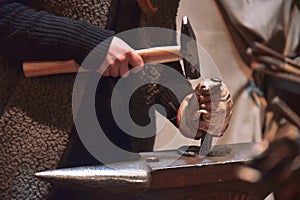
0, 0, 183, 199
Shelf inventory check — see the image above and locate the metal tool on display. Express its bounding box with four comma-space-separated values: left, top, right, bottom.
247, 43, 300, 76
237, 137, 299, 194
181, 15, 200, 79
22, 16, 200, 79
250, 42, 300, 69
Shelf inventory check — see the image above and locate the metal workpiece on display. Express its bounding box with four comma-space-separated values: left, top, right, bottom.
199, 132, 214, 155
35, 160, 151, 192
36, 142, 260, 192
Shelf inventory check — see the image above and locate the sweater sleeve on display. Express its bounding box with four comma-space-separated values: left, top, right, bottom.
0, 1, 115, 69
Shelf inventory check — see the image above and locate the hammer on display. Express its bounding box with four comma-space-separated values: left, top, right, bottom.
23, 16, 216, 155
23, 16, 200, 80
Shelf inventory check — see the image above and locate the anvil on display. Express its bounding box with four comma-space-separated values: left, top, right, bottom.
35, 142, 268, 199
36, 137, 300, 200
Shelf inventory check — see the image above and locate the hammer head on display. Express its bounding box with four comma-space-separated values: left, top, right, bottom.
181, 16, 201, 79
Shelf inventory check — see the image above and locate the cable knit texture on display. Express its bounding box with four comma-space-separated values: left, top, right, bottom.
0, 1, 112, 199
0, 0, 182, 199
0, 2, 114, 65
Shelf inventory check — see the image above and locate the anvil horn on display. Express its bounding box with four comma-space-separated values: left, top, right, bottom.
35, 160, 151, 191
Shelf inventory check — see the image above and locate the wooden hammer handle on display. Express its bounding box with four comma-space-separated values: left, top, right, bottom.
23, 46, 181, 78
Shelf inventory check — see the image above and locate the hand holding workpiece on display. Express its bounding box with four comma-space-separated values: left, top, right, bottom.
177, 78, 233, 139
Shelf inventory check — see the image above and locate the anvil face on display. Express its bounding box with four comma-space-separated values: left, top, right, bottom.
140, 142, 258, 190
141, 142, 257, 170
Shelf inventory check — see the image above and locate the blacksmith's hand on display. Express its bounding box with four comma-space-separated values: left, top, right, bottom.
97, 37, 144, 77
177, 78, 233, 139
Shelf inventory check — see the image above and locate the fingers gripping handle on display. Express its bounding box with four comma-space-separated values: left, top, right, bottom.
23, 46, 181, 78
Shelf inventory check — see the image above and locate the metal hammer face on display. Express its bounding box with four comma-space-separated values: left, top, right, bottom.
181, 16, 201, 80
